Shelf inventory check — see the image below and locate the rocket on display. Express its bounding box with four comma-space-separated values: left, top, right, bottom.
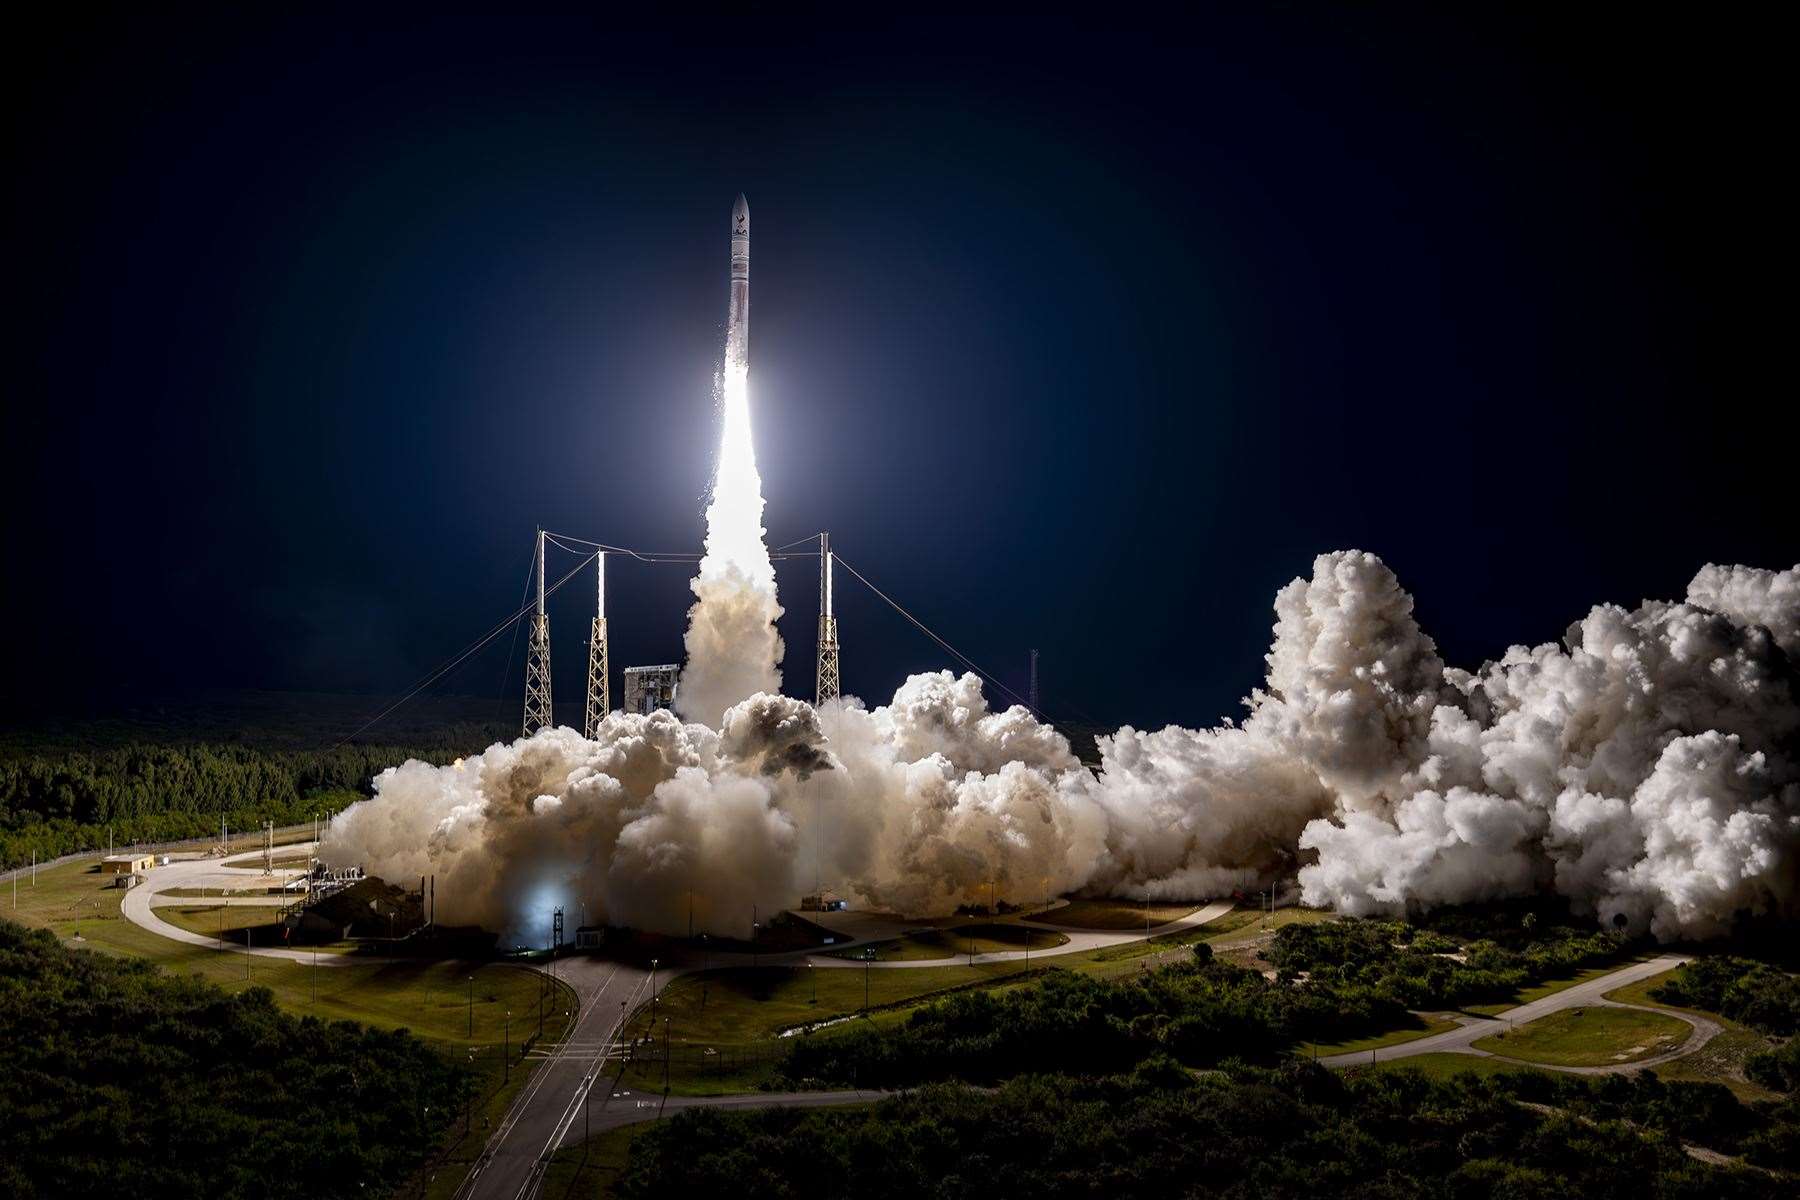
728, 193, 749, 369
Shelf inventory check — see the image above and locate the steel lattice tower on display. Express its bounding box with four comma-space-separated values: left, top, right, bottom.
522, 528, 554, 736
816, 531, 840, 705
583, 552, 609, 739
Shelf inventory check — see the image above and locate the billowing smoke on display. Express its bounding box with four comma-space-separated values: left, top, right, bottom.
322, 553, 1799, 941
1295, 560, 1800, 939
676, 361, 784, 728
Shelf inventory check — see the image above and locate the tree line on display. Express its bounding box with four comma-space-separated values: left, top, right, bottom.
782, 916, 1627, 1087
0, 739, 471, 867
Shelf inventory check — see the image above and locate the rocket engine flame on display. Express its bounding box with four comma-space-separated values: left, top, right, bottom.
675, 197, 785, 728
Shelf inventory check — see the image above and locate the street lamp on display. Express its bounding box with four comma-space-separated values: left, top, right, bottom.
752, 923, 761, 971
663, 1017, 672, 1090
504, 1011, 512, 1083
651, 958, 659, 1007
467, 974, 474, 1038
809, 959, 816, 1005
862, 946, 875, 1012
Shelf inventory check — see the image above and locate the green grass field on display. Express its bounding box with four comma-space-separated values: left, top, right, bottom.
542, 1120, 657, 1200
833, 923, 1071, 962
1039, 898, 1201, 930
8, 854, 573, 1045
1301, 1012, 1460, 1057
1602, 968, 1782, 1100
1461, 954, 1651, 1016
1364, 1052, 1558, 1083
1471, 1005, 1690, 1066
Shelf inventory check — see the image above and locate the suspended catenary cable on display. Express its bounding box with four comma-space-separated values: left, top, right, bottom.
341, 528, 1058, 745
333, 549, 599, 747
832, 554, 1041, 717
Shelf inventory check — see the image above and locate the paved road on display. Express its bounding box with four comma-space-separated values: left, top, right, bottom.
1320, 954, 1718, 1073
462, 900, 1239, 1199
118, 845, 343, 964
455, 958, 652, 1200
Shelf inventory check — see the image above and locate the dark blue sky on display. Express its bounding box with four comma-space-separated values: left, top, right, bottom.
6, 6, 1792, 735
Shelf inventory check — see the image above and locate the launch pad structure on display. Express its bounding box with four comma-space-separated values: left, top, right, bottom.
816, 531, 839, 705
521, 529, 841, 731
523, 528, 554, 736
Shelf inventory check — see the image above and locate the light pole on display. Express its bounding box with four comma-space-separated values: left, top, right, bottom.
467, 974, 474, 1038
809, 960, 816, 1005
752, 923, 761, 971
504, 1011, 511, 1083
862, 946, 874, 1012
663, 1017, 672, 1091
650, 958, 659, 1006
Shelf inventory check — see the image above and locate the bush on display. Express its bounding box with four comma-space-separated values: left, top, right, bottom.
1652, 958, 1800, 1036
1747, 1038, 1800, 1093
618, 1065, 1788, 1199
0, 920, 469, 1199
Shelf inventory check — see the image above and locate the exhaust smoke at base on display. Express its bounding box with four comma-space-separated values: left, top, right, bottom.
321, 554, 1800, 942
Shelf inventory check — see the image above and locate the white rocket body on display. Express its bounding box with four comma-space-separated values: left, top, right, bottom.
728, 194, 749, 369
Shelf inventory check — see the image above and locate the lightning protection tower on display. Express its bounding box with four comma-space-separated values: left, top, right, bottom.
816, 531, 840, 705
523, 528, 554, 736
583, 552, 609, 739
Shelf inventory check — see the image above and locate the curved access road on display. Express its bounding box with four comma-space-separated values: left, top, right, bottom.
118, 842, 364, 965
773, 900, 1236, 971
1319, 954, 1720, 1075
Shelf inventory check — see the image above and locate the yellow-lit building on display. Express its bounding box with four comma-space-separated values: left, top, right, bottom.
101, 853, 154, 875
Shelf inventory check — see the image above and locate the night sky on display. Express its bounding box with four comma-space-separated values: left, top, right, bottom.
7, 7, 1792, 735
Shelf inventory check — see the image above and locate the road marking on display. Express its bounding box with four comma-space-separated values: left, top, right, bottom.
452, 961, 618, 1200
514, 971, 651, 1200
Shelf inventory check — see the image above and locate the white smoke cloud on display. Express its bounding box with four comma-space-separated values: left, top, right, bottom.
1687, 562, 1800, 660
1292, 561, 1800, 937
322, 552, 1800, 941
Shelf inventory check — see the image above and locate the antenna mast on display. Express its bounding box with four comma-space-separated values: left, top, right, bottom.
523, 528, 554, 735
815, 531, 840, 705
584, 552, 610, 739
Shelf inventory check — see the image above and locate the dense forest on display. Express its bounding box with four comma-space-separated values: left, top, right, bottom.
783, 917, 1626, 1086
0, 741, 478, 867
0, 921, 469, 1199
623, 1063, 1793, 1198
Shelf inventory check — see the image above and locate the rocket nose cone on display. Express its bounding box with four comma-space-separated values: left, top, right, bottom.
732, 193, 748, 232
